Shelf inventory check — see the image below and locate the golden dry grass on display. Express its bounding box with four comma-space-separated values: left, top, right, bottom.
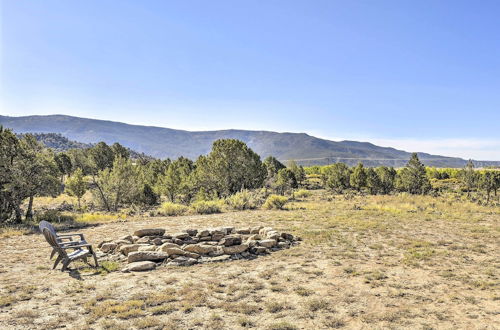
0, 190, 498, 329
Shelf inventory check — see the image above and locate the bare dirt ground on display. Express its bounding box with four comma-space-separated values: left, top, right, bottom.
0, 191, 498, 329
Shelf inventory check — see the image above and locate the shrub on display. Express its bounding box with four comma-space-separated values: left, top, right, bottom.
157, 202, 188, 216
191, 200, 222, 214
295, 189, 311, 199
263, 195, 288, 210
226, 190, 257, 210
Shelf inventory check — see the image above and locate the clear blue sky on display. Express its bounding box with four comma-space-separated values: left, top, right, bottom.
1, 0, 499, 160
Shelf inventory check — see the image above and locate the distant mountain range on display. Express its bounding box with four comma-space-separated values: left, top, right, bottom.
1, 115, 498, 167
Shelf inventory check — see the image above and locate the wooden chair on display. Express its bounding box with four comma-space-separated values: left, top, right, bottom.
38, 221, 88, 259
41, 227, 99, 271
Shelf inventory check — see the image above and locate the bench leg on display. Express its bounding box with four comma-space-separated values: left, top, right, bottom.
61, 259, 70, 272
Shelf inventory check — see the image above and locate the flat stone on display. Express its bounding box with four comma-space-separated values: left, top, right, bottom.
199, 236, 211, 242
281, 232, 294, 240
133, 228, 165, 237
138, 245, 157, 252
277, 242, 290, 249
128, 251, 168, 263
221, 226, 235, 234
100, 242, 117, 253
209, 255, 231, 262
173, 238, 185, 245
98, 240, 112, 248
223, 244, 248, 254
208, 246, 225, 257
258, 239, 277, 248
211, 230, 225, 241
119, 244, 148, 256
126, 261, 156, 271
167, 256, 197, 266
136, 237, 150, 244
183, 244, 216, 255
162, 247, 186, 257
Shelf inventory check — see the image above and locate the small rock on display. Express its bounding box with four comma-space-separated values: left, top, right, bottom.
236, 228, 250, 234
173, 238, 185, 245
258, 239, 277, 248
222, 226, 235, 234
209, 255, 231, 262
100, 242, 117, 253
251, 246, 268, 254
277, 242, 290, 249
128, 251, 168, 263
196, 230, 210, 237
199, 236, 211, 242
184, 252, 201, 259
247, 234, 262, 241
281, 232, 294, 241
119, 235, 134, 243
126, 261, 156, 272
133, 228, 165, 237
208, 246, 225, 257
98, 240, 112, 248
172, 232, 190, 240
186, 229, 198, 236
211, 230, 225, 241
266, 231, 280, 240
259, 227, 274, 237
152, 238, 163, 246
131, 235, 140, 242
250, 226, 263, 234
159, 242, 181, 250
167, 256, 197, 266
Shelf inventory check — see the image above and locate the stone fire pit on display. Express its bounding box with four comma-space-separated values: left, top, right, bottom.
97, 226, 300, 272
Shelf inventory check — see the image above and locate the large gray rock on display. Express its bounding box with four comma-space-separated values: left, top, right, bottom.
223, 244, 248, 254
128, 251, 168, 263
133, 228, 165, 237
220, 234, 242, 247
183, 244, 216, 255
100, 242, 117, 253
126, 261, 156, 272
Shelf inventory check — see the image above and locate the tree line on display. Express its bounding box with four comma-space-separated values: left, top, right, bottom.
1, 126, 499, 224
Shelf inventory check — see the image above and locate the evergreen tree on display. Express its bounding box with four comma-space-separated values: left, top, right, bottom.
366, 167, 381, 194
65, 168, 87, 209
479, 171, 496, 204
395, 153, 431, 194
375, 166, 396, 194
350, 163, 367, 191
459, 160, 479, 197
275, 168, 297, 195
321, 163, 351, 193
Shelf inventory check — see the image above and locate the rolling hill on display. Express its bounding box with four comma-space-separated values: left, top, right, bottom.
1, 115, 496, 167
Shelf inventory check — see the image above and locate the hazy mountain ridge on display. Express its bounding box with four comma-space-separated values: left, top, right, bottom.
1, 115, 498, 167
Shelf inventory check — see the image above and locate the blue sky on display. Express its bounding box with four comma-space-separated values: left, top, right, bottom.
1, 0, 499, 160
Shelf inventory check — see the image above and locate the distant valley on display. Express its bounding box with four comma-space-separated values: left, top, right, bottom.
1, 115, 498, 167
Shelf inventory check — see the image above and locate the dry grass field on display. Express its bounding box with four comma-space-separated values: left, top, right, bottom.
0, 190, 498, 329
